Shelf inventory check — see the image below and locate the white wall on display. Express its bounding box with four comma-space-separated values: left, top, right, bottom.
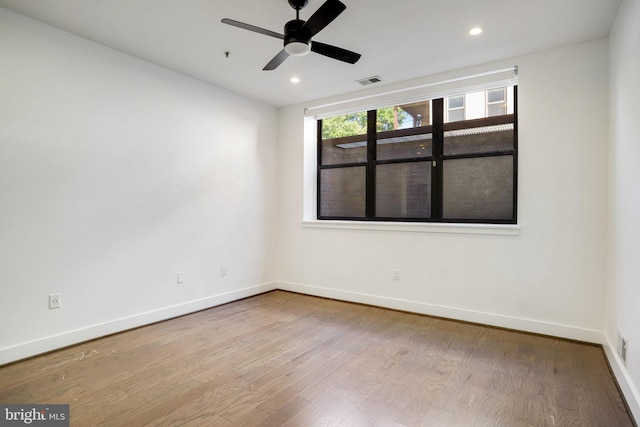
607, 0, 640, 417
277, 38, 609, 342
0, 8, 278, 364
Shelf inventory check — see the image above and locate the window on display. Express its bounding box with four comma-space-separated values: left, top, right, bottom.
486, 88, 507, 117
317, 86, 517, 224
447, 95, 465, 122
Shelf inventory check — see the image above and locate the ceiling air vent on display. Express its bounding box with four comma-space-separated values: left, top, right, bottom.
356, 76, 382, 86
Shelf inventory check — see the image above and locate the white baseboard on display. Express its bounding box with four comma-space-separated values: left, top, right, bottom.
277, 281, 604, 343
603, 333, 640, 423
0, 282, 277, 366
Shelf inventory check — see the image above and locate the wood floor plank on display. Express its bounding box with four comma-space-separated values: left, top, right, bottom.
265, 396, 313, 425
0, 290, 635, 426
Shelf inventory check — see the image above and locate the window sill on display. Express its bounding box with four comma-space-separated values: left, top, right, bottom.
301, 220, 520, 236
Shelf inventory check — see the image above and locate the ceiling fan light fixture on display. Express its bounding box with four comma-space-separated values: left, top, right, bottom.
285, 40, 311, 56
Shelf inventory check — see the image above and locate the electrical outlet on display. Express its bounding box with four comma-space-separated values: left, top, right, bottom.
177, 272, 184, 284
393, 269, 401, 281
49, 294, 61, 310
619, 332, 628, 364
221, 265, 227, 277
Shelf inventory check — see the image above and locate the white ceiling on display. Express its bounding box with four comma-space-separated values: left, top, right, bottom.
0, 0, 621, 107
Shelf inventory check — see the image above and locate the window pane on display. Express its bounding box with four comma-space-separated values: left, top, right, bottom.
377, 132, 433, 161
442, 156, 513, 220
321, 137, 367, 165
377, 101, 431, 131
443, 124, 514, 156
320, 167, 366, 218
322, 112, 367, 139
487, 88, 505, 103
447, 108, 465, 122
376, 162, 431, 218
321, 112, 367, 166
448, 95, 464, 109
487, 87, 507, 117
487, 103, 507, 117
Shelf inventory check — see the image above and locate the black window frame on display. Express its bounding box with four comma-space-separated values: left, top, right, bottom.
317, 86, 518, 224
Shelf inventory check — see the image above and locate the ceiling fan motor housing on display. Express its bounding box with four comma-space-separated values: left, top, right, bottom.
284, 19, 311, 55
288, 0, 309, 10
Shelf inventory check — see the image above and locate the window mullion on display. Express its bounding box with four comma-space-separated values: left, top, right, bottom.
512, 85, 519, 221
432, 98, 444, 219
316, 119, 323, 220
366, 110, 377, 218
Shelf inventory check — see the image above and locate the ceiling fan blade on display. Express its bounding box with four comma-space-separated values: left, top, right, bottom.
263, 49, 290, 70
221, 18, 284, 40
303, 0, 346, 37
311, 41, 361, 64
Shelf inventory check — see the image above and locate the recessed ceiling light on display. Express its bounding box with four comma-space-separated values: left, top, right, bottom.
469, 27, 483, 36
290, 77, 300, 84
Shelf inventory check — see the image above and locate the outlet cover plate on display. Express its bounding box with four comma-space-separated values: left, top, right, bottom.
49, 294, 61, 309
619, 332, 628, 364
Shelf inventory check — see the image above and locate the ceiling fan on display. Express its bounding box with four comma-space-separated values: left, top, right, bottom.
221, 0, 361, 70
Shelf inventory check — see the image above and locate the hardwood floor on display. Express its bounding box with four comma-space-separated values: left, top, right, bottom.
0, 290, 635, 426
